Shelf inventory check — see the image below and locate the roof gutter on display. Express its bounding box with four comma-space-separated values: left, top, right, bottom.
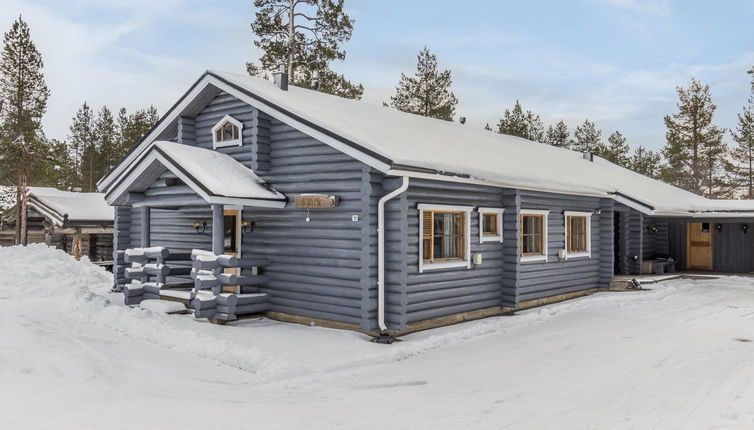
377, 176, 409, 333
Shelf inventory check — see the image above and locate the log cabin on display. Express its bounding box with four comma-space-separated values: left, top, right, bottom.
1, 187, 114, 263
97, 70, 754, 337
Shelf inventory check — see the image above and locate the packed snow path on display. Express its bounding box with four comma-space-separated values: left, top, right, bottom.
1, 245, 754, 429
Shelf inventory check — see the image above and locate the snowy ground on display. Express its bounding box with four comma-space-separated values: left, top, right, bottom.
2, 245, 754, 429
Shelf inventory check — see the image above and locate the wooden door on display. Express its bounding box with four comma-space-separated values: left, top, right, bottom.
687, 222, 713, 271
223, 209, 242, 293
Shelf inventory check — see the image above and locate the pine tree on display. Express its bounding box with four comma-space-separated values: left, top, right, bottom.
602, 131, 630, 166
629, 145, 662, 178
0, 16, 50, 244
389, 47, 458, 121
662, 78, 726, 196
573, 119, 604, 153
34, 138, 72, 189
731, 69, 754, 198
95, 106, 117, 177
248, 0, 363, 99
68, 102, 95, 191
116, 106, 159, 157
496, 100, 544, 142
545, 120, 571, 148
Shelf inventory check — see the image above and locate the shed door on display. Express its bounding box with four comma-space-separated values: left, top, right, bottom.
687, 222, 713, 271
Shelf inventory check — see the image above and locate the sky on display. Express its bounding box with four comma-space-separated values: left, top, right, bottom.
2, 0, 754, 152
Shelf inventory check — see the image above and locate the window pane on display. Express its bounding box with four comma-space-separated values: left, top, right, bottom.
224, 215, 237, 252
521, 215, 543, 255
567, 216, 588, 253
431, 211, 464, 260
483, 213, 498, 235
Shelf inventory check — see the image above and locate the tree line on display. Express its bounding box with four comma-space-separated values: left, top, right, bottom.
0, 16, 159, 243
247, 2, 754, 199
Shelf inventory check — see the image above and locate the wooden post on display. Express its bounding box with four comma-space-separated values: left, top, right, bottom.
140, 207, 150, 247
19, 171, 28, 246
211, 204, 224, 255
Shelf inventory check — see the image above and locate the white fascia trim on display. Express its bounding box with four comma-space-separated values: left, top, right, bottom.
212, 114, 243, 149
209, 76, 392, 173
100, 74, 392, 193
208, 196, 286, 208
478, 207, 504, 243
563, 211, 592, 260
418, 204, 472, 273
106, 152, 210, 206
388, 169, 610, 199
417, 204, 474, 212
520, 209, 549, 263
612, 194, 654, 215
99, 74, 218, 192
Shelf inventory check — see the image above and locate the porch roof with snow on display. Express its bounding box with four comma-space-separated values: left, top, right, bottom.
105, 141, 286, 208
98, 70, 754, 217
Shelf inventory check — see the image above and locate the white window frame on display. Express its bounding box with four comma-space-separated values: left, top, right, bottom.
418, 204, 472, 273
212, 114, 243, 149
520, 209, 549, 263
563, 211, 592, 260
478, 207, 504, 243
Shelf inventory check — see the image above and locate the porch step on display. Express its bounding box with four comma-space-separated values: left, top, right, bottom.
190, 292, 269, 321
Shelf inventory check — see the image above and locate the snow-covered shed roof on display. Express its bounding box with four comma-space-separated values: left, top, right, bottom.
20, 187, 113, 227
99, 70, 754, 217
105, 141, 286, 208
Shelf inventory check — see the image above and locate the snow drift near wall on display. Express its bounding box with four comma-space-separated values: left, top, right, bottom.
0, 244, 287, 379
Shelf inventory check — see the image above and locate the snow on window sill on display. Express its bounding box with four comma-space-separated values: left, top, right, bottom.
521, 255, 547, 263
419, 260, 470, 272
214, 138, 242, 149
480, 234, 503, 243
564, 252, 591, 260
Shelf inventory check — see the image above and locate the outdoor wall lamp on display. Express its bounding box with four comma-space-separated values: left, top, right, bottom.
716, 223, 723, 232
742, 224, 749, 233
242, 219, 256, 235
193, 220, 207, 234
647, 224, 658, 234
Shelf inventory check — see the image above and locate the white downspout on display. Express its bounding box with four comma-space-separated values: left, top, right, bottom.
377, 176, 409, 332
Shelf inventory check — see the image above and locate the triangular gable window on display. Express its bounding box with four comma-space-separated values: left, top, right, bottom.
212, 115, 243, 149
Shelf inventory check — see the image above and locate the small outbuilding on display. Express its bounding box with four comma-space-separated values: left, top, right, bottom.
1, 187, 114, 263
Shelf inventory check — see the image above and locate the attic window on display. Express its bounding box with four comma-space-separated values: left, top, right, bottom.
212, 115, 243, 149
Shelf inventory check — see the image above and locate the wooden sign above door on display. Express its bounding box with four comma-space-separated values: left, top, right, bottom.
294, 194, 338, 209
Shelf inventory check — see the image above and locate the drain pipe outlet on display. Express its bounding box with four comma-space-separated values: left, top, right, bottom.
377, 176, 409, 332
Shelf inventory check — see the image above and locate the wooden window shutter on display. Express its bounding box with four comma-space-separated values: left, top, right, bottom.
423, 210, 434, 262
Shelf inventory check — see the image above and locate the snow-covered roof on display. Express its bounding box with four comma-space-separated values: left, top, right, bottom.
106, 141, 286, 208
101, 70, 754, 217
0, 186, 15, 211
26, 187, 113, 226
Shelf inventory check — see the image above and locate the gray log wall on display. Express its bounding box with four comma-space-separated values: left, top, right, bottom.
517, 191, 606, 302
402, 179, 505, 325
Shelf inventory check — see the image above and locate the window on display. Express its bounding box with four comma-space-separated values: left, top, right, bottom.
520, 210, 549, 262
478, 207, 504, 243
212, 115, 243, 149
418, 204, 472, 272
564, 211, 592, 259
223, 214, 238, 253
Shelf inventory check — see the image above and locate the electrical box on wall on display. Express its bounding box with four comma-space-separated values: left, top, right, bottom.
473, 253, 483, 265
558, 249, 567, 259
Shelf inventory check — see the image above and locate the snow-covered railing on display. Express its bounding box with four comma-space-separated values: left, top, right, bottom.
189, 249, 269, 321
122, 247, 193, 305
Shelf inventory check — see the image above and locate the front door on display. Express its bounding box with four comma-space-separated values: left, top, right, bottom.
223, 209, 242, 293
687, 222, 713, 271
